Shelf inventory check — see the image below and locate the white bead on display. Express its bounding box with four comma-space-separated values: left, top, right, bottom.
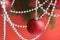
29, 10, 32, 12
10, 10, 13, 12
15, 24, 18, 26
51, 0, 53, 2
40, 6, 43, 9
55, 0, 57, 3
50, 3, 52, 5
8, 17, 10, 20
52, 9, 54, 12
42, 14, 44, 16
43, 2, 45, 4
51, 3, 54, 5
51, 13, 53, 16
22, 26, 25, 28
48, 13, 50, 15
45, 27, 47, 29
23, 11, 26, 13
1, 1, 5, 5
54, 14, 56, 17
36, 7, 38, 9
31, 9, 34, 11
48, 19, 50, 22
47, 8, 49, 10
43, 9, 45, 11
48, 5, 50, 7
18, 11, 21, 13
15, 11, 18, 13
20, 26, 22, 28
38, 1, 40, 4
45, 0, 48, 2
53, 6, 55, 9
34, 17, 38, 20
39, 4, 42, 7
17, 25, 20, 27
45, 11, 47, 13
57, 14, 60, 17
26, 10, 29, 13
21, 11, 24, 13
40, 16, 42, 19
2, 5, 5, 8
13, 11, 15, 13
25, 26, 27, 27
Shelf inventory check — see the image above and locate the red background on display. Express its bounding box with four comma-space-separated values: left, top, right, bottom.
0, 9, 60, 40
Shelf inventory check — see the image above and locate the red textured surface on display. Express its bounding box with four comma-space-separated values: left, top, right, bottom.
0, 9, 60, 40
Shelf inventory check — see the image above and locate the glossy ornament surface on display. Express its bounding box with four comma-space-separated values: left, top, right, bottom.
27, 18, 45, 36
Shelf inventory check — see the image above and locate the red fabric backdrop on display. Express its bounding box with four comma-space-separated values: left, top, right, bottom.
0, 9, 60, 40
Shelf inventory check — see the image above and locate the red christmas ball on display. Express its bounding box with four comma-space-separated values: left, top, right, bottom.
27, 18, 45, 36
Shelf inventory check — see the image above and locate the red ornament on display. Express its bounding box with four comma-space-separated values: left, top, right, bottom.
27, 18, 45, 36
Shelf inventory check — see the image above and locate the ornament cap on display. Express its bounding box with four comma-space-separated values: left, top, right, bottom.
34, 17, 39, 20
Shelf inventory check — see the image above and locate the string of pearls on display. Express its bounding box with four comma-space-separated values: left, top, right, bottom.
11, 0, 53, 28
3, 14, 6, 40
10, 0, 60, 17
10, 0, 50, 28
38, 0, 54, 30
0, 0, 49, 28
9, 0, 60, 28
1, 1, 7, 40
39, 0, 53, 19
1, 0, 43, 40
1, 0, 60, 40
9, 0, 59, 30
45, 0, 57, 29
6, 0, 57, 40
10, 0, 48, 14
39, 2, 60, 17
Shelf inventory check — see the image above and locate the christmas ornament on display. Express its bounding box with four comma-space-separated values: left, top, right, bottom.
27, 17, 45, 35
1, 0, 60, 40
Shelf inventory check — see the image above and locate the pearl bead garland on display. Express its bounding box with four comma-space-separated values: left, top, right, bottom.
1, 0, 42, 40
39, 0, 53, 19
10, 0, 52, 28
45, 0, 57, 29
6, 0, 49, 28
1, 1, 6, 40
1, 0, 60, 40
10, 0, 49, 14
